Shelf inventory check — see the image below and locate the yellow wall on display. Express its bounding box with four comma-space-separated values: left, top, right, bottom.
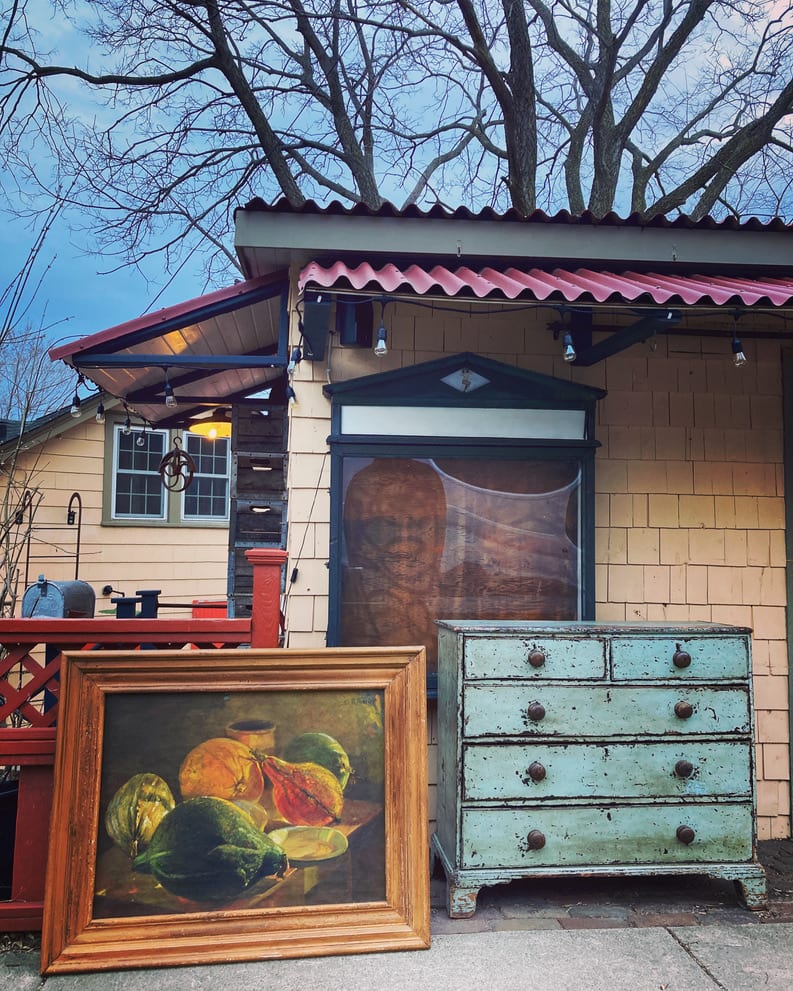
283, 297, 792, 840
10, 416, 229, 617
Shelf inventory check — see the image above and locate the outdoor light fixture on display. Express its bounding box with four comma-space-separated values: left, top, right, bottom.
95, 399, 106, 424
287, 345, 302, 375
70, 374, 86, 417
285, 384, 297, 406
374, 299, 389, 356
374, 323, 388, 356
123, 414, 132, 435
562, 330, 577, 363
188, 408, 232, 440
732, 331, 747, 367
164, 372, 177, 408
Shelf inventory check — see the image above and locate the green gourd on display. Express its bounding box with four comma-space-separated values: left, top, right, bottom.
132, 796, 288, 902
282, 732, 353, 790
105, 772, 176, 858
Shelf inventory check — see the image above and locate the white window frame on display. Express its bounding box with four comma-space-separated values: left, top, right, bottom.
180, 431, 231, 523
110, 424, 169, 521
105, 420, 230, 526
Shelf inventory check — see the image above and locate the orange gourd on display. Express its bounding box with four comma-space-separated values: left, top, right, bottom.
179, 737, 265, 802
260, 755, 344, 826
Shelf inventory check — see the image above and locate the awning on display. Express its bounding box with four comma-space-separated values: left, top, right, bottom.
49, 272, 289, 426
299, 261, 793, 307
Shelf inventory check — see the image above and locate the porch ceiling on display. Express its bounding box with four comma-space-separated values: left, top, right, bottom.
48, 272, 289, 427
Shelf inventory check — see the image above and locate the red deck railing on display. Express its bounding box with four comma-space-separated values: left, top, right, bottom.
0, 548, 287, 931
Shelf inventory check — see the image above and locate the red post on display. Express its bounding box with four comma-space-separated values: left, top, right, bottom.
246, 548, 288, 647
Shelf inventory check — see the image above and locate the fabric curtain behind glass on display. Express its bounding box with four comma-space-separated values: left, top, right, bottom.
340, 457, 582, 674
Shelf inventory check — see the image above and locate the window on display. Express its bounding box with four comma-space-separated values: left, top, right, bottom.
325, 353, 604, 694
107, 422, 229, 524
337, 452, 587, 675
112, 425, 168, 520
182, 432, 230, 521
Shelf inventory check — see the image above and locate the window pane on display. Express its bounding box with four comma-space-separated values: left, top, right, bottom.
113, 428, 166, 519
183, 435, 229, 520
340, 457, 582, 670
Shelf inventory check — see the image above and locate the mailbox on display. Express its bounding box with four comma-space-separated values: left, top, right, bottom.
21, 575, 96, 619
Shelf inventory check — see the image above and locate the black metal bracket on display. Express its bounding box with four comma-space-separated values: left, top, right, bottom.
571, 310, 682, 366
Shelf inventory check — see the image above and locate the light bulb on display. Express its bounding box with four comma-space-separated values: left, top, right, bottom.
164, 380, 177, 407
732, 336, 747, 367
70, 393, 81, 417
562, 331, 576, 363
95, 401, 105, 424
374, 324, 388, 356
287, 346, 302, 375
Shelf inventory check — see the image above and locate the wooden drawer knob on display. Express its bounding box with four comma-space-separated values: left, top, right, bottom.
526, 829, 546, 850
528, 648, 546, 668
526, 701, 546, 722
673, 645, 692, 668
676, 825, 696, 845
674, 700, 694, 719
527, 761, 547, 782
674, 759, 694, 778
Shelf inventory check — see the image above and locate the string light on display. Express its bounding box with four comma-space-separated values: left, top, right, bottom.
374, 299, 388, 356
287, 346, 302, 375
164, 372, 177, 408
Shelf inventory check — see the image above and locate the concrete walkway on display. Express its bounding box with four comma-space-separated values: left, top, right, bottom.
5, 862, 793, 990
4, 923, 793, 991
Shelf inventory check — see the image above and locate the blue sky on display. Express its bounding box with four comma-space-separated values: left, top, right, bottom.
0, 206, 220, 350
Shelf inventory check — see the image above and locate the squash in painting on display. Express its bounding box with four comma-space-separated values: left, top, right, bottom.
105, 772, 176, 858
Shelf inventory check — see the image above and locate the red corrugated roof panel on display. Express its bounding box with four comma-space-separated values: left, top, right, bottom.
299, 261, 793, 307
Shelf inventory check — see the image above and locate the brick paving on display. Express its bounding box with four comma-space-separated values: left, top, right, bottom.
429, 837, 793, 934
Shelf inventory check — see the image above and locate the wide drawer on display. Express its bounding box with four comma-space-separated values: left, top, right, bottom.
463, 636, 607, 680
459, 802, 754, 868
462, 684, 751, 738
462, 740, 751, 800
611, 636, 749, 680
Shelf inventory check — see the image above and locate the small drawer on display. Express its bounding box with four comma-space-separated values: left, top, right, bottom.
611, 636, 749, 681
462, 684, 751, 738
462, 741, 751, 801
463, 636, 607, 680
459, 802, 755, 869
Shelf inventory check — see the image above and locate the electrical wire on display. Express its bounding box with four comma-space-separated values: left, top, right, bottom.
281, 450, 329, 648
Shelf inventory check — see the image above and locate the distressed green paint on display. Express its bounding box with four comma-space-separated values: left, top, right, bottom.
463, 741, 750, 800
460, 803, 755, 868
463, 635, 606, 680
611, 635, 749, 680
463, 684, 750, 738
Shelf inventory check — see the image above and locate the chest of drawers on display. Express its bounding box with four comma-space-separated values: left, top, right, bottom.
432, 620, 767, 918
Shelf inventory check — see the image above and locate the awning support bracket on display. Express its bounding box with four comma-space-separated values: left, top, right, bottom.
571, 310, 682, 366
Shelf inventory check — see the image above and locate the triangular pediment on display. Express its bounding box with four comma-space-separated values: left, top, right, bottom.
324, 352, 606, 409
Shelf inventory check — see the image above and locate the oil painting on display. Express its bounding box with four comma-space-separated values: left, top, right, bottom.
41, 647, 429, 974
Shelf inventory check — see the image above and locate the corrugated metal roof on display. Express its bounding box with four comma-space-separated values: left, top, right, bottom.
299, 261, 793, 307
240, 196, 793, 233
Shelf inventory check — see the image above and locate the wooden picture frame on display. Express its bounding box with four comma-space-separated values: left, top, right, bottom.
41, 647, 429, 974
